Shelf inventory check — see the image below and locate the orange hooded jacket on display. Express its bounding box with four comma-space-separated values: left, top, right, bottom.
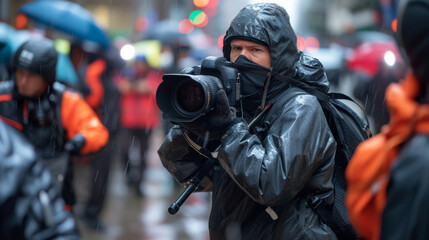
61, 90, 108, 154
84, 58, 106, 110
345, 73, 429, 240
0, 84, 108, 155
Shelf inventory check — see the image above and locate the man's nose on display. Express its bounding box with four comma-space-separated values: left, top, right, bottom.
239, 49, 249, 57
19, 74, 29, 83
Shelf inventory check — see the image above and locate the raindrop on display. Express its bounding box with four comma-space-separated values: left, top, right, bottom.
94, 170, 99, 182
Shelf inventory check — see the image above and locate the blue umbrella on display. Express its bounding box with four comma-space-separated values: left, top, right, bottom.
56, 53, 78, 86
18, 0, 109, 48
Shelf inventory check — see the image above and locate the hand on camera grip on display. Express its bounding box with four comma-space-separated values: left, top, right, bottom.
215, 89, 235, 122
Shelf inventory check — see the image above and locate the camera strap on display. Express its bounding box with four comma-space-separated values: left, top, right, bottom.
181, 129, 219, 159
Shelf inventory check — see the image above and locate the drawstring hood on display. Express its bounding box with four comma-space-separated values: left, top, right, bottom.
222, 3, 329, 119
222, 3, 299, 118
223, 3, 299, 76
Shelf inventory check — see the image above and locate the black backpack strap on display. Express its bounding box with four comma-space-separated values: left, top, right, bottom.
274, 72, 372, 138
329, 92, 371, 131
274, 73, 331, 102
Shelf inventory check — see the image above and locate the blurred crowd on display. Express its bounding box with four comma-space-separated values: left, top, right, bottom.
0, 0, 212, 236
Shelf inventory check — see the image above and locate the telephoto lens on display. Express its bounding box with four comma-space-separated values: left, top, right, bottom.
156, 74, 223, 122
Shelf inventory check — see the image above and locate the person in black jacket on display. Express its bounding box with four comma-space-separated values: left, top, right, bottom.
380, 0, 429, 239
0, 119, 79, 240
0, 38, 109, 209
158, 3, 337, 239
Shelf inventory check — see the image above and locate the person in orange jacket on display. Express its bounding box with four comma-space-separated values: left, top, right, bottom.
0, 38, 109, 207
345, 0, 429, 239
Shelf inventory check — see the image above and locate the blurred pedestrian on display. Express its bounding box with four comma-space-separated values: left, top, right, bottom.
159, 3, 338, 239
172, 40, 199, 73
69, 42, 121, 231
346, 0, 429, 239
117, 54, 162, 195
0, 38, 109, 210
0, 119, 79, 240
353, 54, 407, 133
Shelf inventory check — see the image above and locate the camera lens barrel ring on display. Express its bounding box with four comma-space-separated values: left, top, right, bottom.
173, 75, 221, 118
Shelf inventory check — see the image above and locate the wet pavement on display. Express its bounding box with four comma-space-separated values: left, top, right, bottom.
73, 129, 211, 240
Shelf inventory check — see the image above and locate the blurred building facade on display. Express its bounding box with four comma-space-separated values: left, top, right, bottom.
2, 0, 190, 38
1, 0, 400, 47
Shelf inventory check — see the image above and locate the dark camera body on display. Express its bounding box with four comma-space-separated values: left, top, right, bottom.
156, 56, 239, 123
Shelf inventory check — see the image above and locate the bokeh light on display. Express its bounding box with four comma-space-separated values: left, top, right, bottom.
297, 36, 306, 52
178, 19, 194, 34
218, 34, 225, 49
189, 10, 207, 26
391, 18, 397, 33
195, 14, 209, 28
54, 39, 71, 55
207, 0, 219, 8
384, 51, 396, 66
120, 44, 136, 61
134, 16, 149, 32
305, 36, 320, 53
193, 0, 209, 8
16, 14, 28, 30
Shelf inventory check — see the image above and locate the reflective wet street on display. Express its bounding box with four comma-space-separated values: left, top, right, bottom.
73, 129, 211, 240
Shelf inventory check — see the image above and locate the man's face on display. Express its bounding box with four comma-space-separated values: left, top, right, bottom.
15, 68, 48, 97
230, 39, 271, 68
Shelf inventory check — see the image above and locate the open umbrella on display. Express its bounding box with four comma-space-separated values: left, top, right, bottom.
18, 0, 109, 48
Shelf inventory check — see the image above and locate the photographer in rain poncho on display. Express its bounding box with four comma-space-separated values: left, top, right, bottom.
158, 3, 337, 239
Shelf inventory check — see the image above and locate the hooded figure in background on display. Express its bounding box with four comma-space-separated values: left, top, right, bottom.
0, 39, 109, 207
158, 3, 337, 239
345, 0, 429, 239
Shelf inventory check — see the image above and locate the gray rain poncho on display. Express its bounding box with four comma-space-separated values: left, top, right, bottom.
158, 3, 337, 239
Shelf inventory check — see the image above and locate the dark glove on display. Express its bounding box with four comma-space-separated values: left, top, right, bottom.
64, 134, 86, 154
178, 89, 238, 141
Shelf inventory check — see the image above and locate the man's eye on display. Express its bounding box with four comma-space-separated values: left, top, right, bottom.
252, 48, 261, 52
